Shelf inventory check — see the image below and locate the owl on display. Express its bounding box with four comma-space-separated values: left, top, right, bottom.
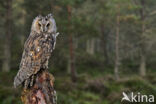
14, 13, 59, 89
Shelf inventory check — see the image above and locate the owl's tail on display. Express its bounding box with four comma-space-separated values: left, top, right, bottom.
14, 73, 23, 88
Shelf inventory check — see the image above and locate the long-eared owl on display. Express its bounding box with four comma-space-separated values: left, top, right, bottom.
14, 13, 59, 88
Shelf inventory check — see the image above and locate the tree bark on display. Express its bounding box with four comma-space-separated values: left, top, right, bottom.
114, 10, 120, 80
21, 70, 57, 104
67, 5, 77, 82
139, 0, 146, 76
2, 0, 12, 72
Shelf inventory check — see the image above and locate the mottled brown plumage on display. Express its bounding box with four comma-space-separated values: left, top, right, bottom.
14, 14, 59, 88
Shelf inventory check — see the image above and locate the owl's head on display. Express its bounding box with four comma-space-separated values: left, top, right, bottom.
31, 13, 57, 34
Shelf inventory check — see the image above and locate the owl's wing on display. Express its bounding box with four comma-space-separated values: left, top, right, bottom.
14, 34, 44, 88
52, 32, 59, 50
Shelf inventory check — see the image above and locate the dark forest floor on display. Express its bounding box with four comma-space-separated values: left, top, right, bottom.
0, 70, 156, 104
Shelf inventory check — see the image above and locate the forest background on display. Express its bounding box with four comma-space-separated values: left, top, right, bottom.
0, 0, 156, 104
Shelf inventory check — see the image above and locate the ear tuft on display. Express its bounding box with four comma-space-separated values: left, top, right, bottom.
37, 14, 43, 18
47, 13, 53, 18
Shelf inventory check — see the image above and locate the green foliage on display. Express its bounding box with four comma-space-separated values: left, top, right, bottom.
0, 71, 156, 104
0, 0, 156, 103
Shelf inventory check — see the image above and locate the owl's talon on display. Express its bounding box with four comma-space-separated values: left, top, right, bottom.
43, 65, 48, 69
53, 90, 57, 104
24, 79, 29, 89
30, 75, 34, 87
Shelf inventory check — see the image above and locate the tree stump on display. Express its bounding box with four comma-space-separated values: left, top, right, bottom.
21, 69, 57, 104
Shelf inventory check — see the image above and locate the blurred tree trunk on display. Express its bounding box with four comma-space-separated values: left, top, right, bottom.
114, 9, 120, 80
96, 38, 101, 52
50, 0, 54, 13
90, 38, 95, 55
100, 23, 109, 65
2, 0, 12, 72
139, 0, 146, 76
86, 40, 90, 53
86, 38, 95, 55
67, 5, 77, 82
74, 37, 78, 49
140, 54, 146, 76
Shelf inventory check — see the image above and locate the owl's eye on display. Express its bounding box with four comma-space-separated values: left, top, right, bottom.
38, 23, 41, 27
46, 23, 50, 27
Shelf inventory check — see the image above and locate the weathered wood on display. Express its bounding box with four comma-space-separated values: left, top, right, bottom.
21, 69, 57, 104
